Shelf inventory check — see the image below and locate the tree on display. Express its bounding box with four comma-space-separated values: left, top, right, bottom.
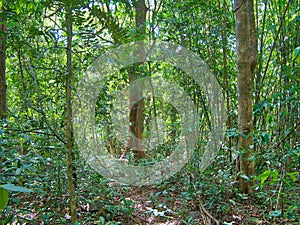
65, 0, 77, 223
0, 2, 7, 120
234, 0, 257, 194
126, 0, 147, 159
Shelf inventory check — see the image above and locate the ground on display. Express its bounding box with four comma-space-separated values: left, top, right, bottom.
2, 167, 299, 225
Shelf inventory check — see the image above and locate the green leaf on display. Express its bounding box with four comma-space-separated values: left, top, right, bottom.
254, 170, 271, 187
270, 170, 279, 183
0, 187, 9, 210
285, 204, 298, 217
0, 184, 33, 193
287, 172, 299, 182
269, 210, 281, 218
240, 174, 250, 181
99, 216, 105, 225
237, 193, 248, 200
229, 199, 236, 206
292, 46, 300, 63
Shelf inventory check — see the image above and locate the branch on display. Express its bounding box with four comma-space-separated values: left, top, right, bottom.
274, 122, 300, 148
5, 128, 58, 137
197, 197, 220, 225
29, 64, 67, 144
87, 4, 129, 44
254, 0, 291, 106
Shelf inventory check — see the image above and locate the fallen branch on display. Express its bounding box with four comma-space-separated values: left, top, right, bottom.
197, 197, 220, 225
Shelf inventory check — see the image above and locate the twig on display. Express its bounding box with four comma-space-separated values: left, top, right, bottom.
274, 122, 300, 148
197, 197, 220, 225
131, 212, 149, 223
4, 128, 58, 137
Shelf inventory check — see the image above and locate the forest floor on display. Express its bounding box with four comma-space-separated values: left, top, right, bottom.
3, 168, 299, 225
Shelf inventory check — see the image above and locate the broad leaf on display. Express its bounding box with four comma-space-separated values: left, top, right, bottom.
0, 187, 9, 210
269, 210, 281, 218
0, 184, 33, 193
293, 46, 300, 63
254, 170, 271, 185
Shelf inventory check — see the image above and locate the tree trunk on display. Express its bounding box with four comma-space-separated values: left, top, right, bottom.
234, 0, 256, 195
247, 0, 257, 75
0, 3, 7, 120
218, 0, 232, 161
127, 0, 147, 159
65, 2, 77, 223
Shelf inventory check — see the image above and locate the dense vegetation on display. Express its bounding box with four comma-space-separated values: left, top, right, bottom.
0, 0, 299, 224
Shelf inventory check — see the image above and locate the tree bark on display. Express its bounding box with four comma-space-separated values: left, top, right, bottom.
234, 0, 256, 195
126, 0, 147, 159
65, 2, 77, 223
247, 0, 257, 75
218, 0, 232, 161
0, 3, 7, 120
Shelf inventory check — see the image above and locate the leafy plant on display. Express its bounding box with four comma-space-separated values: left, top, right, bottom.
254, 169, 279, 189
0, 183, 33, 210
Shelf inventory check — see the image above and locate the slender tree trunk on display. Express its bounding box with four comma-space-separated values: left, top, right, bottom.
17, 49, 29, 113
0, 3, 7, 120
248, 0, 257, 75
127, 0, 147, 159
218, 0, 232, 161
65, 2, 77, 223
234, 0, 256, 195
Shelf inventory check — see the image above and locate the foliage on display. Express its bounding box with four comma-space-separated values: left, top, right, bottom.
0, 0, 299, 224
0, 184, 32, 210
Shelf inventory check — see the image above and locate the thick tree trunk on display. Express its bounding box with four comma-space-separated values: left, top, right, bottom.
65, 2, 77, 223
0, 7, 7, 120
127, 0, 147, 159
234, 0, 256, 195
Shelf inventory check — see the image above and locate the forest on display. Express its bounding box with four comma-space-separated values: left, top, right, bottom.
0, 0, 299, 224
